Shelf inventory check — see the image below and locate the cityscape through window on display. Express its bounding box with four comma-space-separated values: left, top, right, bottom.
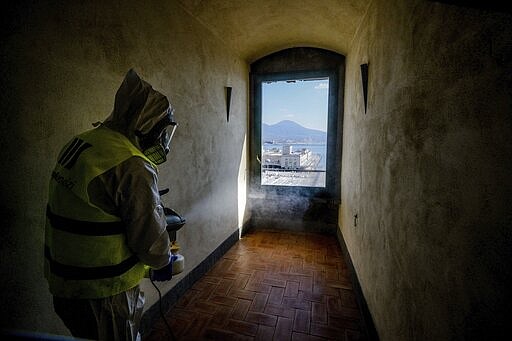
261, 78, 329, 187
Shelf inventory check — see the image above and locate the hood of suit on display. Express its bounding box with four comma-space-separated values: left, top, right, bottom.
103, 69, 174, 151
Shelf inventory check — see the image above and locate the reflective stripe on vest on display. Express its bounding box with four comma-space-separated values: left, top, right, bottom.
45, 126, 155, 299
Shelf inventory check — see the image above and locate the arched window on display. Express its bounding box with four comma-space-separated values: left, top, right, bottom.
248, 47, 345, 231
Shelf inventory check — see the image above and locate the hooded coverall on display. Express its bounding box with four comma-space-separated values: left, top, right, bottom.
45, 70, 173, 341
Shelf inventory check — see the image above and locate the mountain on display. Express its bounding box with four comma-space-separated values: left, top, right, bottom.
262, 120, 327, 143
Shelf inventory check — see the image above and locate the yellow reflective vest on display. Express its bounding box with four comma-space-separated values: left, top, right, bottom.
45, 126, 155, 299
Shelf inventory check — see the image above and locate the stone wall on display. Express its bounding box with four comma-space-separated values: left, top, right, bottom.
0, 1, 247, 335
341, 0, 512, 339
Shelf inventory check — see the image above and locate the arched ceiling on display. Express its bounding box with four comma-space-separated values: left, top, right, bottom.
177, 0, 371, 62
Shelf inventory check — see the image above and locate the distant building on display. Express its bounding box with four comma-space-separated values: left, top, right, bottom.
262, 145, 312, 170
283, 145, 292, 155
262, 148, 282, 169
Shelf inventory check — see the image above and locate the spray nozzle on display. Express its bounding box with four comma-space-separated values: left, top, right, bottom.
159, 188, 186, 232
164, 207, 186, 232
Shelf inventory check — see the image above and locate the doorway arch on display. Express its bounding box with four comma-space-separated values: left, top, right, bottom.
247, 47, 345, 233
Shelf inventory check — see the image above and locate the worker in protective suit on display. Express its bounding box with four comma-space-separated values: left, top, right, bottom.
44, 69, 176, 341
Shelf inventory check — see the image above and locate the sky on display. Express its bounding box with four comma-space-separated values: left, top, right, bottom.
262, 78, 329, 132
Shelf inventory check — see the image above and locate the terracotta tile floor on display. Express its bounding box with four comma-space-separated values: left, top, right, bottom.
144, 229, 368, 341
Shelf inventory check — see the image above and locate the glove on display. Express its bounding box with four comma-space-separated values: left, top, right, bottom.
150, 255, 178, 282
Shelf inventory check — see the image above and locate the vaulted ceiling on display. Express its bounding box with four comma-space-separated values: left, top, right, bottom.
177, 0, 371, 62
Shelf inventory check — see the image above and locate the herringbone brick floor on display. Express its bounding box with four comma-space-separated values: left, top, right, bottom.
144, 229, 368, 341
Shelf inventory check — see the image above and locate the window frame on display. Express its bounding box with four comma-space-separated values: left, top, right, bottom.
250, 69, 340, 198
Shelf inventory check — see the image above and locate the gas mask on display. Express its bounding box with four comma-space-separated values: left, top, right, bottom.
142, 124, 177, 164
136, 108, 177, 165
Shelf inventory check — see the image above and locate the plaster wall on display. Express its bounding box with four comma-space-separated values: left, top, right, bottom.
341, 0, 512, 340
0, 1, 247, 336
177, 0, 369, 62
